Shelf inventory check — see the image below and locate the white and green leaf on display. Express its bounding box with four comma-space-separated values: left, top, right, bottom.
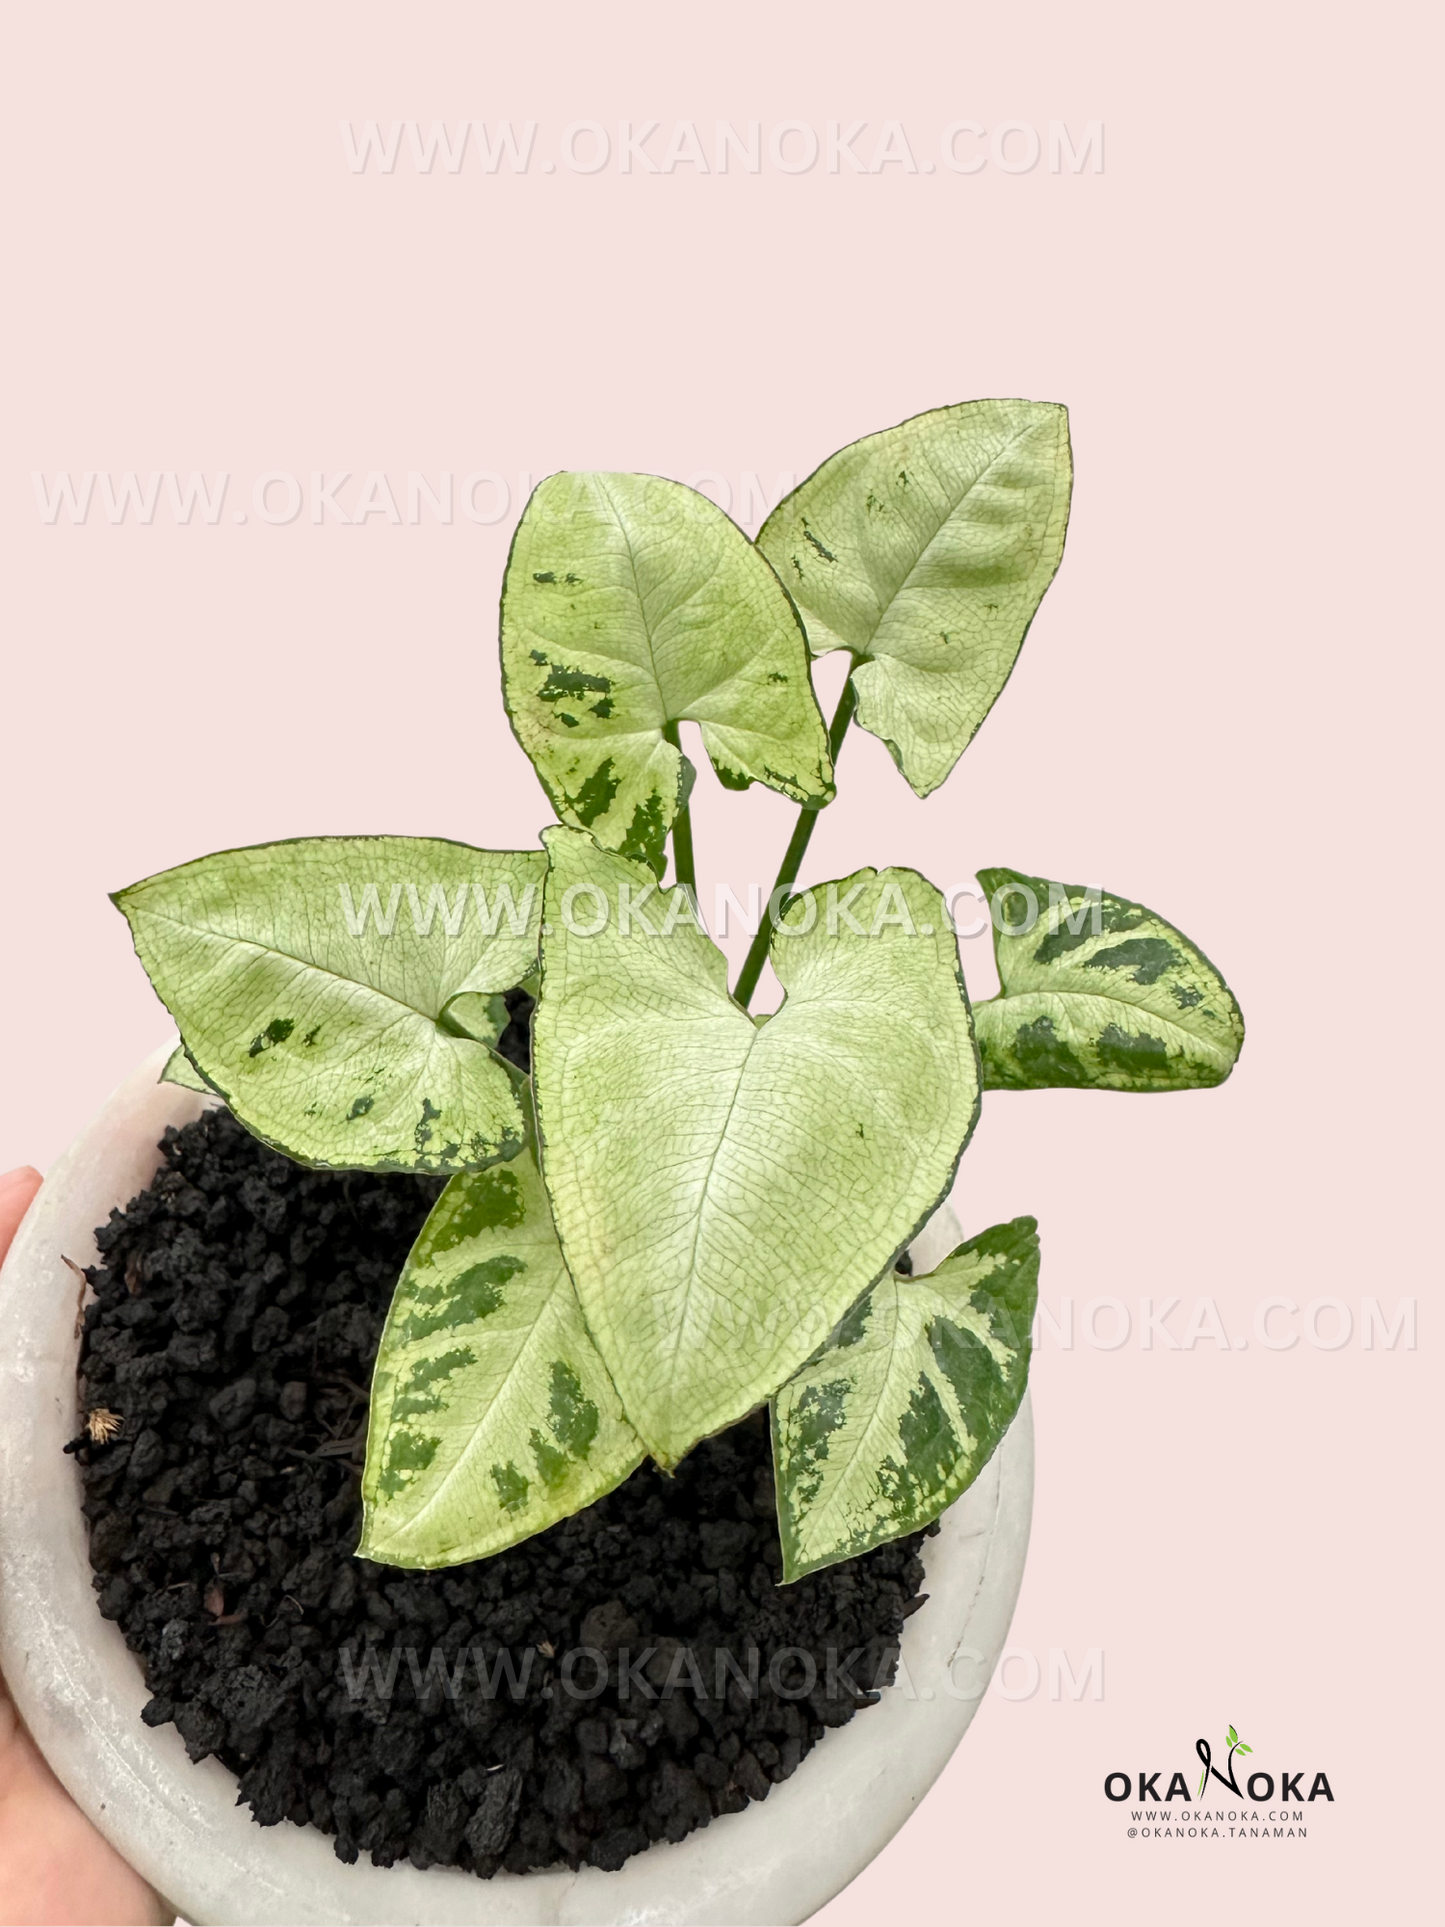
359, 1121, 643, 1567
772, 1216, 1039, 1581
532, 827, 981, 1469
501, 471, 834, 874
115, 837, 546, 1172
974, 866, 1244, 1092
757, 400, 1072, 797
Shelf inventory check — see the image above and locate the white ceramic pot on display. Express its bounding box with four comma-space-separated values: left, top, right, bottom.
0, 1046, 1033, 1926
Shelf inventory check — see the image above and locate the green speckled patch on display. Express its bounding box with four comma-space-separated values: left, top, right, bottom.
378, 1427, 441, 1500
491, 1461, 530, 1514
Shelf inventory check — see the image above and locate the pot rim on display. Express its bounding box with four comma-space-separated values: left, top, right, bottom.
0, 1043, 1033, 1927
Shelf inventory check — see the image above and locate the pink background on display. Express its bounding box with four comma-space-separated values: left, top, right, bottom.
1, 4, 1437, 1921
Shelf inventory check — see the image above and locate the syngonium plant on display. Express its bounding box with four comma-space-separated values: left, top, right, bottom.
114, 400, 1244, 1584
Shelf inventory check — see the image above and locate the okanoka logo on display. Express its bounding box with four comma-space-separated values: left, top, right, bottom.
1196, 1723, 1254, 1798
1105, 1723, 1335, 1812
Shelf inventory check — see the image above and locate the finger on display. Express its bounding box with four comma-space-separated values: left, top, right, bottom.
0, 1704, 169, 1925
0, 1168, 41, 1263
0, 1163, 166, 1922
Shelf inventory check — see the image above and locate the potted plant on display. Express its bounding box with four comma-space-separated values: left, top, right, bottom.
0, 400, 1242, 1925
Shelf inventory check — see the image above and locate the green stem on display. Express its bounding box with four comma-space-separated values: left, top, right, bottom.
662, 721, 698, 903
732, 669, 858, 1009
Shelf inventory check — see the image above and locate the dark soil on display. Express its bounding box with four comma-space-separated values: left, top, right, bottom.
69, 1024, 931, 1879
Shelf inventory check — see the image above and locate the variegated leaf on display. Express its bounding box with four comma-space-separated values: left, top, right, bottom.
359, 1120, 643, 1567
974, 866, 1244, 1092
501, 471, 834, 875
757, 400, 1072, 797
772, 1217, 1038, 1581
115, 838, 545, 1172
533, 826, 980, 1469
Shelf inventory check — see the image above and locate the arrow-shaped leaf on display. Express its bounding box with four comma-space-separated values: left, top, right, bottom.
360, 1118, 643, 1567
757, 401, 1072, 797
772, 1217, 1038, 1581
502, 472, 834, 874
115, 838, 545, 1172
533, 827, 981, 1468
973, 867, 1244, 1092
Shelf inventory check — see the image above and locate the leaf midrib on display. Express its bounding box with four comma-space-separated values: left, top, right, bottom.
655, 1018, 758, 1411
133, 903, 487, 1030
593, 474, 768, 726
981, 984, 1236, 1058
841, 417, 1048, 660
595, 473, 669, 714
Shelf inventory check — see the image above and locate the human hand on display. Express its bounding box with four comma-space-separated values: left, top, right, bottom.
0, 1167, 166, 1927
